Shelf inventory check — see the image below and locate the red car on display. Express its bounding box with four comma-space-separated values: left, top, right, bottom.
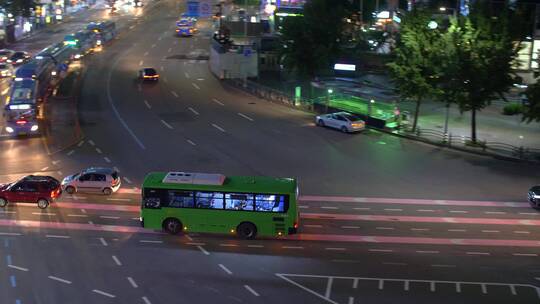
0, 175, 62, 209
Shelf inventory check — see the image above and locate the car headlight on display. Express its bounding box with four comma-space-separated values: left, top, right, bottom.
534, 195, 540, 199
5, 126, 14, 133
16, 59, 22, 63
30, 125, 38, 131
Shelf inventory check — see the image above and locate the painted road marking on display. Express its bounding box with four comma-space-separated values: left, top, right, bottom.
341, 226, 360, 229
123, 177, 133, 184
139, 60, 143, 66
151, 44, 156, 48
46, 235, 70, 239
92, 289, 116, 298
353, 207, 371, 210
247, 244, 264, 248
219, 264, 233, 275
212, 98, 224, 106
376, 227, 395, 230
32, 212, 56, 216
171, 91, 179, 98
514, 231, 530, 234
106, 198, 131, 202
219, 244, 238, 247
100, 216, 120, 219
304, 224, 323, 228
144, 100, 152, 109
417, 250, 440, 254
411, 228, 430, 231
161, 120, 173, 129
197, 245, 210, 255
321, 206, 338, 210
168, 48, 171, 53
78, 141, 84, 147
0, 232, 22, 236
244, 285, 260, 297
512, 253, 538, 257
144, 52, 148, 56
466, 252, 490, 255
41, 166, 49, 171
384, 208, 403, 212
88, 140, 95, 146
448, 229, 467, 232
299, 195, 529, 208
48, 276, 72, 284
368, 249, 394, 253
112, 255, 122, 266
188, 107, 199, 115
95, 148, 102, 154
8, 265, 28, 272
325, 247, 346, 251
187, 139, 196, 146
142, 296, 152, 304
192, 83, 200, 90
99, 237, 108, 246
283, 246, 304, 249
104, 157, 111, 163
211, 123, 226, 132
238, 113, 254, 121
139, 240, 163, 244
185, 72, 190, 78
67, 150, 75, 156
127, 277, 138, 288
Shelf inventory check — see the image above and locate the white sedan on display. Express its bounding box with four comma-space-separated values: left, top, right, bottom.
315, 112, 366, 133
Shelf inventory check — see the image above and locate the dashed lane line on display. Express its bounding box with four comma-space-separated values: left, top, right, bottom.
31, 212, 56, 216
139, 60, 143, 66
127, 277, 138, 288
514, 231, 530, 234
171, 91, 179, 98
431, 264, 457, 268
384, 208, 403, 212
144, 100, 152, 109
139, 240, 163, 244
244, 285, 260, 297
104, 157, 111, 163
238, 113, 254, 121
112, 255, 122, 266
321, 206, 338, 210
0, 232, 21, 236
67, 214, 88, 218
106, 198, 132, 201
88, 140, 95, 146
282, 246, 304, 249
143, 52, 148, 56
92, 289, 116, 298
123, 177, 133, 184
192, 83, 200, 90
512, 253, 538, 257
100, 216, 120, 219
41, 166, 49, 171
188, 107, 199, 115
219, 264, 233, 275
8, 265, 28, 272
219, 244, 238, 247
48, 276, 72, 284
77, 141, 84, 147
46, 235, 70, 239
185, 72, 190, 78
247, 244, 264, 248
95, 148, 102, 154
466, 252, 491, 255
211, 123, 226, 132
212, 98, 224, 106
99, 237, 108, 246
325, 247, 346, 251
303, 224, 323, 228
161, 119, 174, 129
142, 296, 152, 304
187, 139, 196, 146
197, 245, 210, 255
417, 250, 440, 254
67, 150, 75, 156
368, 249, 394, 253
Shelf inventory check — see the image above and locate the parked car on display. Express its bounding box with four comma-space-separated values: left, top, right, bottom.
0, 49, 15, 63
315, 112, 366, 133
61, 167, 121, 195
0, 175, 62, 209
0, 63, 13, 78
528, 186, 540, 208
138, 68, 159, 81
7, 51, 30, 66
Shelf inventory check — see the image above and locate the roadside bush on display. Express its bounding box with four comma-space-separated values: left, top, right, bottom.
502, 103, 523, 115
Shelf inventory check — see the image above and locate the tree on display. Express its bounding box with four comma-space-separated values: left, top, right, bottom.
387, 10, 441, 132
522, 82, 540, 123
279, 0, 350, 78
0, 0, 36, 18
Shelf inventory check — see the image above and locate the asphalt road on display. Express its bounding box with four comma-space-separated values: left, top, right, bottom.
1, 0, 540, 303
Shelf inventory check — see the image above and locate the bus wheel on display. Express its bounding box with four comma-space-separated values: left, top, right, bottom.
163, 218, 182, 235
237, 222, 257, 240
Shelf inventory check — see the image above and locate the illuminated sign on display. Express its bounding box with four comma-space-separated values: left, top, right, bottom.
334, 63, 356, 71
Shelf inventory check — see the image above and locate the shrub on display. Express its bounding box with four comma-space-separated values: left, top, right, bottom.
502, 103, 523, 115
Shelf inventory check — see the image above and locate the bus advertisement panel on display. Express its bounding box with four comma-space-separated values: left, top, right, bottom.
140, 172, 299, 239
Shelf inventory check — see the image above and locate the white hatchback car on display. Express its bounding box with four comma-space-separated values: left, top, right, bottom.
61, 167, 121, 195
316, 112, 366, 133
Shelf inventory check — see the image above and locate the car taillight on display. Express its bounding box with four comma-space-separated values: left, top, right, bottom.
16, 120, 27, 125
294, 222, 298, 229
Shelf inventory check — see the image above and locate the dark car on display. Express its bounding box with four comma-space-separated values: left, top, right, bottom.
138, 68, 159, 81
0, 49, 14, 63
0, 175, 62, 209
7, 51, 30, 66
528, 186, 540, 208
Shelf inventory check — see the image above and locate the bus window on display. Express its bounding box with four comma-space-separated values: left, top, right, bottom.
142, 188, 166, 208
195, 191, 224, 209
167, 190, 194, 208
225, 193, 254, 211
255, 194, 288, 212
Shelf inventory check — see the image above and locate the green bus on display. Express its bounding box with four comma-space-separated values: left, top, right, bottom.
140, 172, 299, 239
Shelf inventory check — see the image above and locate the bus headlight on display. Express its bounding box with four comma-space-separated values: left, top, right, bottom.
30, 125, 38, 131
5, 126, 14, 133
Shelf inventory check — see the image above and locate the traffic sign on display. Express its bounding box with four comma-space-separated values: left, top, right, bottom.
200, 0, 212, 17
186, 1, 199, 17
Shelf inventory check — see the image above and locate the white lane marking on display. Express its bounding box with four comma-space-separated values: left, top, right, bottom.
187, 139, 196, 146
219, 264, 233, 275
160, 66, 164, 71
247, 244, 264, 248
376, 227, 395, 230
197, 245, 210, 255
142, 296, 152, 304
212, 98, 224, 106
417, 250, 439, 254
384, 208, 403, 212
466, 252, 490, 255
448, 229, 467, 232
219, 244, 238, 247
0, 232, 22, 236
0, 211, 16, 214
99, 238, 108, 246
161, 120, 173, 129
32, 212, 56, 216
519, 212, 539, 216
186, 242, 205, 246
185, 72, 190, 78
163, 77, 168, 83
41, 166, 49, 171
353, 207, 371, 210
197, 78, 204, 81
512, 253, 538, 257
411, 228, 430, 231
88, 140, 95, 146
485, 211, 506, 215
238, 113, 254, 121
1, 87, 9, 95
513, 231, 530, 234
158, 37, 162, 41
341, 226, 360, 229
92, 289, 116, 298
8, 265, 28, 272
112, 255, 122, 266
67, 150, 75, 156
211, 123, 226, 132
46, 235, 70, 239
171, 91, 179, 98
48, 276, 72, 284
113, 166, 120, 173
151, 44, 156, 48
431, 264, 456, 268
379, 280, 384, 290
139, 240, 163, 244
282, 246, 303, 249
417, 209, 435, 212
144, 100, 152, 109
127, 277, 138, 288
168, 48, 171, 53
137, 84, 142, 92
104, 157, 111, 163
244, 285, 260, 297
80, 209, 87, 213
77, 140, 84, 147
321, 206, 338, 210
52, 160, 61, 165
303, 224, 323, 228
67, 214, 88, 218
369, 249, 394, 253
143, 51, 148, 56
88, 221, 94, 225
299, 206, 309, 209
139, 60, 143, 66
449, 210, 468, 214
188, 107, 199, 115
192, 83, 200, 90
382, 262, 407, 266
325, 247, 346, 251
348, 297, 354, 304
100, 216, 120, 220
107, 198, 132, 201
95, 148, 102, 154
481, 230, 500, 233
123, 177, 133, 184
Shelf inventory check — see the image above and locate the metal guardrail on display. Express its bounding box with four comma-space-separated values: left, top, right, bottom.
224, 78, 540, 162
